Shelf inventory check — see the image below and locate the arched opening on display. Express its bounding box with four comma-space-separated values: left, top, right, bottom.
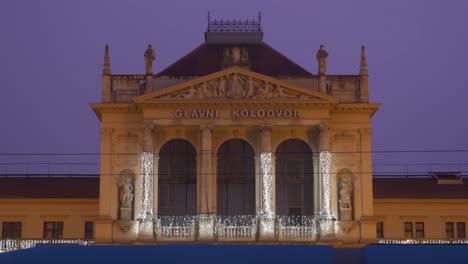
275, 139, 313, 216
217, 139, 255, 215
158, 139, 196, 215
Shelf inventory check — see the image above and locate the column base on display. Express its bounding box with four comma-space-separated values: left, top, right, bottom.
258, 216, 276, 241
197, 214, 215, 241
319, 218, 336, 241
137, 220, 154, 240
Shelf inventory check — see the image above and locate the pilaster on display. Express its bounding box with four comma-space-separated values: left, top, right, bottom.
198, 125, 215, 240
137, 122, 154, 239
258, 125, 275, 240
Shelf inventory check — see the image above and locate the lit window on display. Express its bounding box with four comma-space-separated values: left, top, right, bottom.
404, 222, 413, 239
2, 222, 22, 239
84, 221, 94, 239
376, 222, 384, 239
44, 222, 63, 239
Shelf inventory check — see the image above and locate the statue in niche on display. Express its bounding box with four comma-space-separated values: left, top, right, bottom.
119, 178, 134, 209
339, 177, 352, 209
144, 44, 156, 75
316, 44, 328, 75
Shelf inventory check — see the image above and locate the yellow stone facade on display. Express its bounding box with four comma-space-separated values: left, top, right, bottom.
1, 21, 466, 248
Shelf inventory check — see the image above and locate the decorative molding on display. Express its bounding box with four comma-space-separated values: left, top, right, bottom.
134, 67, 338, 103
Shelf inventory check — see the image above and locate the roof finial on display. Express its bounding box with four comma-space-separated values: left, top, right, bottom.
103, 44, 111, 75
360, 45, 368, 75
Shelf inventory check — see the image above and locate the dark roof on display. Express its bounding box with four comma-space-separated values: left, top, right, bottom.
373, 178, 468, 199
0, 176, 99, 199
157, 43, 313, 77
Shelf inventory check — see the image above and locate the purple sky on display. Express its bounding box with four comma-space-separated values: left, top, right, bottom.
1, 0, 467, 175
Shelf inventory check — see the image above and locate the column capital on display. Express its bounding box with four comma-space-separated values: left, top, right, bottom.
319, 122, 331, 151
358, 127, 373, 137
259, 125, 272, 153
142, 121, 154, 153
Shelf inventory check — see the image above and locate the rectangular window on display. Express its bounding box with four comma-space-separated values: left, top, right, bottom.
404, 222, 413, 239
84, 221, 94, 239
446, 222, 455, 239
43, 222, 63, 239
457, 222, 466, 239
415, 222, 424, 239
376, 222, 384, 239
2, 222, 22, 239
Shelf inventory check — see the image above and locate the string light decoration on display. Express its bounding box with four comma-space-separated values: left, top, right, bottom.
320, 151, 332, 218
260, 152, 274, 218
378, 239, 468, 244
0, 239, 93, 253
138, 152, 154, 222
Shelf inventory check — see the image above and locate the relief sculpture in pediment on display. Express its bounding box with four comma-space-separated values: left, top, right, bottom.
157, 73, 310, 100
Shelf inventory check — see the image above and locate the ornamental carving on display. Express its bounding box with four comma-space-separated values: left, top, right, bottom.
156, 73, 311, 100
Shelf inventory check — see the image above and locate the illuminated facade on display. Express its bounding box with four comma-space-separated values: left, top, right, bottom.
3, 17, 466, 251
90, 16, 378, 243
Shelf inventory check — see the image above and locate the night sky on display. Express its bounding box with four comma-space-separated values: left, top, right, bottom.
1, 1, 467, 175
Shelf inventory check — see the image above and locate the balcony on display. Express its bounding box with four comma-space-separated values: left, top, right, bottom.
151, 214, 333, 242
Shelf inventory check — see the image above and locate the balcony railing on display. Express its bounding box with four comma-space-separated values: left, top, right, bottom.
156, 215, 196, 241
216, 215, 257, 241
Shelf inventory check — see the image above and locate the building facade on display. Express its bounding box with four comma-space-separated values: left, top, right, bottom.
1, 17, 466, 250
90, 17, 378, 243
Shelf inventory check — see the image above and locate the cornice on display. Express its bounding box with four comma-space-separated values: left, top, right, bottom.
333, 103, 381, 117
89, 103, 139, 121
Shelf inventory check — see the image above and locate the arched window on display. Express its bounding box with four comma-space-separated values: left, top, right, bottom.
275, 139, 313, 216
158, 139, 196, 215
217, 139, 255, 215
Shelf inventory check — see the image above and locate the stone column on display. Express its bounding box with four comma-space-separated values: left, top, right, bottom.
258, 125, 275, 240
138, 122, 154, 239
198, 125, 215, 240
319, 123, 335, 239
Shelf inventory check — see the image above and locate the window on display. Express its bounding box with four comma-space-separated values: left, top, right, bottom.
404, 222, 413, 239
446, 222, 466, 239
44, 222, 63, 239
2, 222, 22, 239
84, 221, 94, 239
446, 222, 455, 239
415, 222, 424, 239
457, 222, 466, 239
376, 222, 384, 239
404, 222, 425, 239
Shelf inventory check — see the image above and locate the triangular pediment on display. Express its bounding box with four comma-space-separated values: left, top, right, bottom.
134, 67, 338, 103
